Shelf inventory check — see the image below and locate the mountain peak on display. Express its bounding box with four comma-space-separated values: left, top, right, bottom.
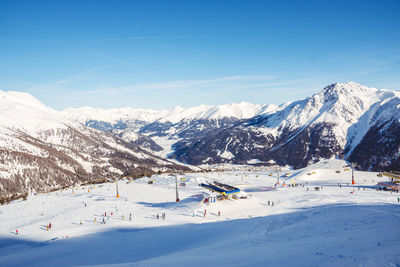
322, 81, 377, 95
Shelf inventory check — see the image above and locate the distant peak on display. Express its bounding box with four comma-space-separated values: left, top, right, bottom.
172, 106, 184, 112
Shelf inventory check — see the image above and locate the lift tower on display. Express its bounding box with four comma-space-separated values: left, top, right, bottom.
175, 173, 180, 202
351, 162, 357, 185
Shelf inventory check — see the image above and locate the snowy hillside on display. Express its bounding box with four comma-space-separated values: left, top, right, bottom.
0, 90, 188, 199
0, 90, 69, 134
0, 159, 399, 266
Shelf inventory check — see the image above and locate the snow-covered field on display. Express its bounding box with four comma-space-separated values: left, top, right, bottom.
0, 159, 399, 266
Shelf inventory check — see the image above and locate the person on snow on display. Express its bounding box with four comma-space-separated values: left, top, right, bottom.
129, 213, 132, 221
157, 213, 159, 219
103, 217, 105, 224
49, 223, 51, 229
218, 211, 221, 216
16, 229, 18, 235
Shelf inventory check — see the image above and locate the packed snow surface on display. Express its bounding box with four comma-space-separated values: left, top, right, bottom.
0, 159, 399, 266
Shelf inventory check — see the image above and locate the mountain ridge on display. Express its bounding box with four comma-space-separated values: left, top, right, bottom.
61, 81, 399, 171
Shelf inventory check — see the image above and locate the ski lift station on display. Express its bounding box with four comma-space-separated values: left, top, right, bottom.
199, 181, 240, 196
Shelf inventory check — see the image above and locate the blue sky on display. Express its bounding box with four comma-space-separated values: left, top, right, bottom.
1, 0, 399, 110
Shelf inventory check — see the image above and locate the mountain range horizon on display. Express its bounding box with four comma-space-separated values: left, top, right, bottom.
0, 80, 399, 198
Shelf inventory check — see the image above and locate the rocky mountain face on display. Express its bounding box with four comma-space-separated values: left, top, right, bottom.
346, 91, 400, 171
173, 82, 400, 170
64, 82, 400, 171
0, 91, 188, 199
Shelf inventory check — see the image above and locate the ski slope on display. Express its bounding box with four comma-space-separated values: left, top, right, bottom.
0, 159, 399, 266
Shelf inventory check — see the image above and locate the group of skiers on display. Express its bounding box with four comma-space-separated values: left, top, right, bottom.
376, 187, 399, 193
156, 213, 166, 220
88, 209, 135, 225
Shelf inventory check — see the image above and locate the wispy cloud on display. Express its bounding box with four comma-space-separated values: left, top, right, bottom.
53, 66, 110, 85
81, 74, 279, 95
31, 66, 110, 90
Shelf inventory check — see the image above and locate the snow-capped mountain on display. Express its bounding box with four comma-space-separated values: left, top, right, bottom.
63, 101, 275, 146
0, 90, 187, 199
62, 82, 399, 171
172, 82, 400, 170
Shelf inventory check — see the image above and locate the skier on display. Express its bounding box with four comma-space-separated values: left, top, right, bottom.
49, 223, 52, 229
103, 217, 105, 224
218, 211, 221, 216
129, 213, 132, 221
16, 229, 18, 235
80, 220, 82, 225
157, 213, 159, 219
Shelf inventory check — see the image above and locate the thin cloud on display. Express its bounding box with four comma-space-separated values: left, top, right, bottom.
32, 66, 110, 89
102, 75, 279, 93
